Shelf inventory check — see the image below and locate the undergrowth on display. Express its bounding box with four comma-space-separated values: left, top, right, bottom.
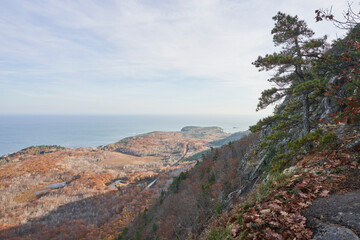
206, 171, 297, 239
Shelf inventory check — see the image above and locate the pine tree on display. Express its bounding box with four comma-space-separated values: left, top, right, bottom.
252, 12, 328, 135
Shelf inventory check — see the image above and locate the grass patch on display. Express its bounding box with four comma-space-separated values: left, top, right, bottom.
255, 172, 294, 203
206, 226, 232, 240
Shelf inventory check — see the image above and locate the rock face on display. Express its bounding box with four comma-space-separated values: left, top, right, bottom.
303, 189, 360, 239
309, 219, 359, 240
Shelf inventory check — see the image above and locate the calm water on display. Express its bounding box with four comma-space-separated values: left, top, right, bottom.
0, 115, 260, 156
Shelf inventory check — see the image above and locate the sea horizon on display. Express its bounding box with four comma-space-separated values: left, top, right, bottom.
0, 114, 262, 156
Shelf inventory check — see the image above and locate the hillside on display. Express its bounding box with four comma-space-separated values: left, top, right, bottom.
0, 126, 234, 239
121, 125, 360, 240
204, 126, 360, 240
209, 131, 250, 147
104, 126, 229, 164
118, 13, 360, 240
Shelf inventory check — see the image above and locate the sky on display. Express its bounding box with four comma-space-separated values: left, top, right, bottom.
0, 0, 353, 115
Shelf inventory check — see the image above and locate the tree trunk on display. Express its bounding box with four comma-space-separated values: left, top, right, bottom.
302, 93, 311, 135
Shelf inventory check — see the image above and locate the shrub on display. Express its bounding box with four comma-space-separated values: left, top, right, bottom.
214, 201, 223, 216
206, 227, 232, 240
152, 222, 158, 233
115, 227, 128, 240
208, 170, 216, 184
134, 229, 141, 240
318, 132, 337, 150
270, 153, 292, 173
169, 171, 188, 193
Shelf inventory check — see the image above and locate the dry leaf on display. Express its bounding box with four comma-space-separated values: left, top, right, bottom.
280, 211, 289, 216
231, 224, 240, 237
319, 190, 330, 197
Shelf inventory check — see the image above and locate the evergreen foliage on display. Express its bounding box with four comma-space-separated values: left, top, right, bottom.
169, 171, 188, 193
252, 12, 328, 135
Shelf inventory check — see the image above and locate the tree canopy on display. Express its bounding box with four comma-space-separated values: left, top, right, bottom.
252, 12, 328, 134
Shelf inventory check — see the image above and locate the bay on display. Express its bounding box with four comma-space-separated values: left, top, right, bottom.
0, 114, 259, 156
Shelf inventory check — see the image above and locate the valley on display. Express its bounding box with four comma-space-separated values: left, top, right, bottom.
0, 126, 246, 239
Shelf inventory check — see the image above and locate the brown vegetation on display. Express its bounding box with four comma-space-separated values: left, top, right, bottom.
124, 134, 259, 239
0, 127, 228, 239
105, 127, 230, 164
204, 130, 360, 239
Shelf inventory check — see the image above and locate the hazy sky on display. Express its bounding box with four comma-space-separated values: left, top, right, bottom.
0, 0, 352, 115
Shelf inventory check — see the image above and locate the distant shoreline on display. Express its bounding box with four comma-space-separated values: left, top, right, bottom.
0, 115, 256, 156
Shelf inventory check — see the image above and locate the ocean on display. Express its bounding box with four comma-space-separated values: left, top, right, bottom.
0, 114, 260, 156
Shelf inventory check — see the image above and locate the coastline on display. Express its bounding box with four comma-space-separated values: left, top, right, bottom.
0, 114, 256, 156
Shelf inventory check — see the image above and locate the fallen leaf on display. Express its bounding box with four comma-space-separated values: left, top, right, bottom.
268, 203, 282, 211
231, 224, 240, 237
269, 221, 280, 227
319, 190, 330, 197
260, 209, 271, 214
280, 211, 289, 216
298, 202, 309, 208
299, 192, 308, 199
